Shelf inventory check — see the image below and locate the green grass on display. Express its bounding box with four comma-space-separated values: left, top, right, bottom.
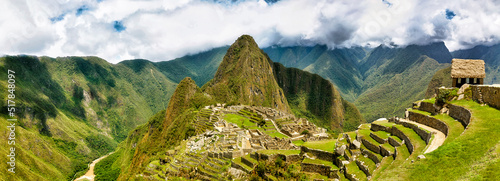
302, 158, 338, 169
302, 139, 337, 152
422, 98, 436, 104
292, 140, 304, 146
233, 157, 253, 171
372, 131, 391, 139
406, 100, 500, 180
257, 150, 300, 156
224, 114, 255, 128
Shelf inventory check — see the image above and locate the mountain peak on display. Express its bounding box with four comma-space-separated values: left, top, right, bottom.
206, 35, 290, 112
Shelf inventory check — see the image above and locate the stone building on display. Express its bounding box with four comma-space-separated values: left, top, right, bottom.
451, 59, 485, 88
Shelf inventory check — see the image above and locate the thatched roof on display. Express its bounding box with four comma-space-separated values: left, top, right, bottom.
451, 59, 485, 78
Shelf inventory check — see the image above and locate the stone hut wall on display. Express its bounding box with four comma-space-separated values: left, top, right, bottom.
408, 111, 449, 136
300, 146, 337, 163
448, 104, 471, 128
371, 123, 389, 132
472, 85, 500, 109
361, 138, 380, 154
390, 126, 414, 154
418, 102, 437, 114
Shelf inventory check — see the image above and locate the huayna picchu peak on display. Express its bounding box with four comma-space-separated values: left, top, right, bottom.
205, 35, 291, 113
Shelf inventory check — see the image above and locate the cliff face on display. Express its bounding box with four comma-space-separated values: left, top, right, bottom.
273, 62, 364, 131
205, 35, 290, 113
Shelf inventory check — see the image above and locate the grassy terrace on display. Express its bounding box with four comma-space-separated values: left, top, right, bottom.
357, 154, 377, 173
410, 109, 465, 144
302, 139, 337, 152
232, 157, 253, 171
302, 158, 338, 169
345, 161, 367, 180
224, 114, 255, 128
257, 149, 301, 155
371, 119, 396, 128
406, 100, 500, 180
372, 131, 391, 139
292, 140, 304, 146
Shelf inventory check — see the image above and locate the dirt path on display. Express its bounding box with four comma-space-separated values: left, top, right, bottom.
74, 152, 114, 181
400, 119, 446, 154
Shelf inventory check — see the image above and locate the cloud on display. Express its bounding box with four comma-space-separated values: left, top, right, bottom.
1, 0, 500, 63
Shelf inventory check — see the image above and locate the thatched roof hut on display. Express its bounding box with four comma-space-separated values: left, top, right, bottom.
451, 59, 485, 78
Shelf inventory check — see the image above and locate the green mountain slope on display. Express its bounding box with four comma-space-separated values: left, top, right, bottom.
0, 55, 178, 180
264, 42, 452, 122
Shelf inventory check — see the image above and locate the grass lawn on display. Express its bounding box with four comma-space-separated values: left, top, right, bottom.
422, 98, 436, 104
257, 150, 300, 156
302, 139, 337, 152
224, 114, 255, 128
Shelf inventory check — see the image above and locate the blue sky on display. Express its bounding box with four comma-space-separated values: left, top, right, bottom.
1, 0, 500, 63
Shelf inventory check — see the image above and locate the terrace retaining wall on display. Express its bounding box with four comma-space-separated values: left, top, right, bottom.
370, 132, 387, 144
390, 126, 414, 154
370, 123, 389, 132
361, 149, 381, 164
408, 111, 449, 136
388, 137, 402, 147
301, 146, 337, 163
448, 104, 471, 128
398, 121, 432, 144
301, 162, 338, 178
418, 102, 437, 114
361, 138, 380, 154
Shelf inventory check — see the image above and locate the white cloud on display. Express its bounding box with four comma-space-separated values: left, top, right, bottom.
1, 0, 500, 63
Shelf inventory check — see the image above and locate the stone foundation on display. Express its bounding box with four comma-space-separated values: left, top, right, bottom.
301, 162, 338, 178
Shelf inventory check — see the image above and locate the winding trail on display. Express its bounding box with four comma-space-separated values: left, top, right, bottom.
74, 152, 114, 181
400, 119, 446, 154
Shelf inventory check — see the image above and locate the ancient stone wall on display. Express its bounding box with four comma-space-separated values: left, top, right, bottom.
361, 138, 380, 154
241, 156, 256, 168
300, 162, 338, 178
398, 121, 432, 144
448, 104, 471, 128
388, 137, 401, 147
391, 126, 414, 154
231, 161, 251, 173
356, 160, 371, 176
472, 85, 500, 109
361, 149, 381, 164
370, 132, 387, 144
370, 123, 389, 132
285, 154, 302, 163
408, 111, 449, 136
418, 102, 437, 114
300, 146, 337, 162
379, 145, 393, 157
